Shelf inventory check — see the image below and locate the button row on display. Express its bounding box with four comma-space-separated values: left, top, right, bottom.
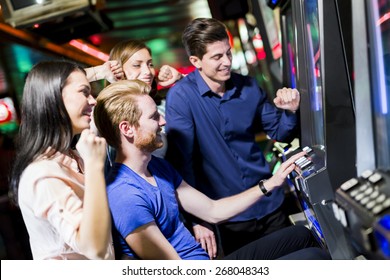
344, 171, 389, 215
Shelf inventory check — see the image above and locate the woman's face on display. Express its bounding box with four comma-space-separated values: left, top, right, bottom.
123, 48, 156, 86
62, 70, 95, 136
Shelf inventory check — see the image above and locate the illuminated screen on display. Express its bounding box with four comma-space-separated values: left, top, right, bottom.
303, 0, 325, 148
0, 97, 18, 135
285, 7, 297, 88
258, 0, 282, 59
370, 0, 390, 168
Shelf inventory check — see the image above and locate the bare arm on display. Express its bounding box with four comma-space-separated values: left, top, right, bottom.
125, 222, 181, 260
85, 60, 124, 83
75, 129, 111, 259
177, 152, 305, 224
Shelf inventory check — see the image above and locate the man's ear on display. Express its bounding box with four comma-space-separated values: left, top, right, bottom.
118, 121, 134, 137
189, 55, 201, 69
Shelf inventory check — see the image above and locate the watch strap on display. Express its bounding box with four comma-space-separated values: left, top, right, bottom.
258, 179, 272, 197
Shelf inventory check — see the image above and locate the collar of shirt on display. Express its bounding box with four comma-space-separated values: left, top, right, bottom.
194, 69, 238, 101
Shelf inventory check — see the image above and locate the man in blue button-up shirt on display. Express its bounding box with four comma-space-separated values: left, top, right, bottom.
165, 18, 300, 258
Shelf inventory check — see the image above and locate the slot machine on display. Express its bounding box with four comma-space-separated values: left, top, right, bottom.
333, 0, 390, 259
277, 0, 357, 259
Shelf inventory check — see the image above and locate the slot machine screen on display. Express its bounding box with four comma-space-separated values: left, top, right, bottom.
284, 7, 297, 88
303, 0, 325, 150
370, 0, 390, 169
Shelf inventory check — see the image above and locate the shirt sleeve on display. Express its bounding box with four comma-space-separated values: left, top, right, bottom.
30, 175, 84, 253
108, 184, 155, 239
258, 86, 298, 142
165, 84, 197, 186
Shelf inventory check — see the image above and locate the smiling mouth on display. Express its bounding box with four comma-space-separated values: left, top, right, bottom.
141, 79, 153, 85
82, 111, 93, 120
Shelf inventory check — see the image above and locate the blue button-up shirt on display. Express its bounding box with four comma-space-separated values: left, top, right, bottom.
165, 70, 298, 222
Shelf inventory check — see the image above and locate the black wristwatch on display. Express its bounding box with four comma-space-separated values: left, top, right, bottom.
258, 179, 272, 197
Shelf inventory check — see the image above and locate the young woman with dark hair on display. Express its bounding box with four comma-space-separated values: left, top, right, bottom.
10, 61, 113, 260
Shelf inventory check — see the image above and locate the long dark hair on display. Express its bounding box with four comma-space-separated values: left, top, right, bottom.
9, 61, 85, 205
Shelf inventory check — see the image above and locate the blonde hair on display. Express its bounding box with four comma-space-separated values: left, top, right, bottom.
109, 40, 151, 79
94, 79, 151, 148
108, 39, 158, 96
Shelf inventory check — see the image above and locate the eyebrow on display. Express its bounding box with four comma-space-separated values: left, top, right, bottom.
131, 58, 153, 63
210, 49, 230, 58
80, 84, 91, 90
147, 110, 159, 118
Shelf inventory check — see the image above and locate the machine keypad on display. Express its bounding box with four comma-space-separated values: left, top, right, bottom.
341, 170, 390, 216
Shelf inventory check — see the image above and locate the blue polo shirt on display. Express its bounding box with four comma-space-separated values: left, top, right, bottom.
106, 157, 209, 260
165, 70, 298, 222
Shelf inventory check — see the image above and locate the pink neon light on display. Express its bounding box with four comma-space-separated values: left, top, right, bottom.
69, 40, 109, 61
377, 12, 390, 25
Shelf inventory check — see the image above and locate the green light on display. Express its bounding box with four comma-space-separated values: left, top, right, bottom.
0, 121, 19, 135
272, 161, 281, 174
11, 45, 33, 73
147, 39, 169, 54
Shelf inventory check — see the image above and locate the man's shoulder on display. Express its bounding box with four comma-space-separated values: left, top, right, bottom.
106, 164, 138, 192
169, 71, 198, 92
166, 79, 200, 105
106, 174, 147, 205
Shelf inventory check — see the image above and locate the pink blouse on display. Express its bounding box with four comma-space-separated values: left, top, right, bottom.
18, 151, 114, 260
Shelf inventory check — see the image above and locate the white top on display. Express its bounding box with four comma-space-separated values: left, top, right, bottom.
18, 151, 114, 260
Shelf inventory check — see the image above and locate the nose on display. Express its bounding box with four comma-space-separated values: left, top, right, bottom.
141, 64, 153, 76
88, 94, 97, 106
222, 54, 232, 66
159, 115, 166, 126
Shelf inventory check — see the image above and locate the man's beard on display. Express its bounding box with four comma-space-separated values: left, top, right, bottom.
135, 130, 164, 153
